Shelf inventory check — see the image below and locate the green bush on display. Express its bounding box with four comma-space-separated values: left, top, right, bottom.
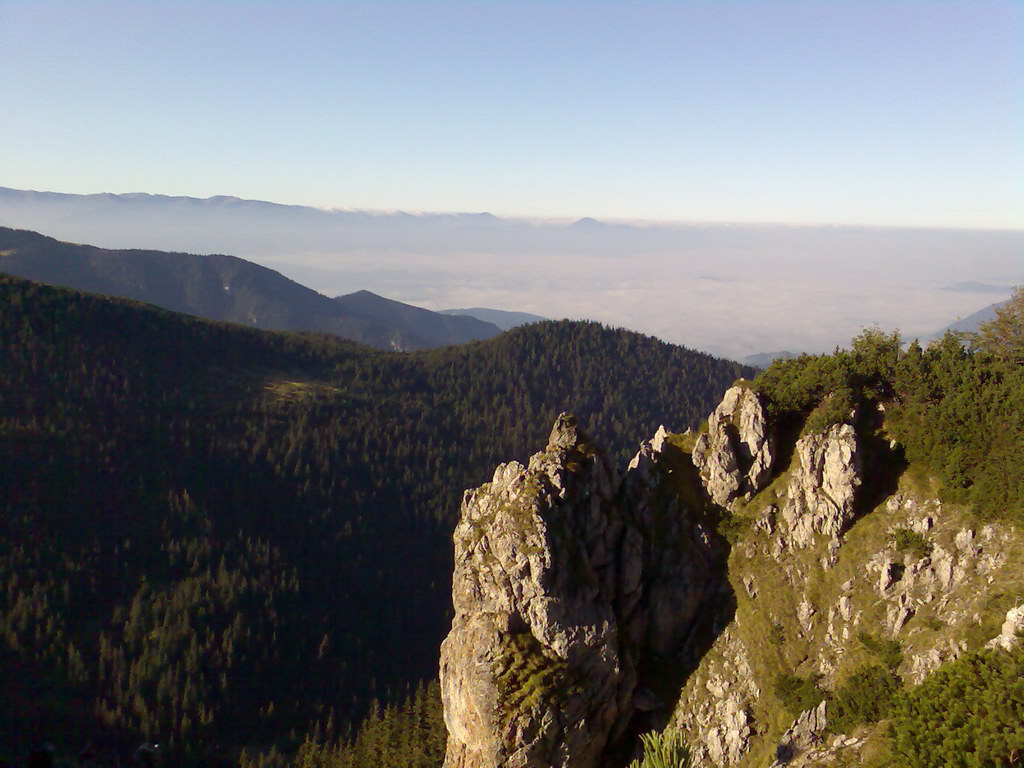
888, 643, 1024, 767
716, 510, 750, 544
890, 528, 931, 560
804, 388, 856, 434
628, 730, 692, 768
857, 632, 904, 671
773, 672, 826, 714
968, 284, 1024, 364
828, 664, 901, 735
755, 316, 1024, 521
756, 328, 901, 423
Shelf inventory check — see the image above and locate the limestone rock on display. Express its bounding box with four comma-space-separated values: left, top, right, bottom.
910, 639, 967, 683
621, 428, 713, 657
797, 599, 817, 635
672, 628, 760, 767
773, 700, 828, 765
878, 558, 902, 594
706, 697, 752, 766
440, 415, 713, 768
955, 527, 980, 557
692, 385, 774, 508
442, 378, 1024, 768
440, 414, 626, 768
987, 605, 1024, 651
780, 423, 861, 547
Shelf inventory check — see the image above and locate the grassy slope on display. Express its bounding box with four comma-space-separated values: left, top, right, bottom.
664, 414, 1023, 767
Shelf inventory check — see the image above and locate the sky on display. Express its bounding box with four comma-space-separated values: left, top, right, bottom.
1, 0, 1022, 229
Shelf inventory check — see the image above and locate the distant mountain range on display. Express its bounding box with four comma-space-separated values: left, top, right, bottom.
3, 186, 1021, 360
0, 227, 504, 350
938, 300, 1004, 337
439, 307, 547, 331
738, 350, 797, 368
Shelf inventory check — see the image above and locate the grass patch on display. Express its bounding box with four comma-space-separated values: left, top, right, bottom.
494, 631, 578, 729
262, 377, 341, 404
628, 729, 692, 768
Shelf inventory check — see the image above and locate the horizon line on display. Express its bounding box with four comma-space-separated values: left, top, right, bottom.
3, 185, 1022, 234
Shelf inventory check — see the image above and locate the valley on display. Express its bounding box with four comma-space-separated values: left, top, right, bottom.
0, 272, 747, 764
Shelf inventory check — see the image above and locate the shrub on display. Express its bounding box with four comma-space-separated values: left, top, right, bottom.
755, 328, 901, 421
857, 631, 904, 671
774, 672, 826, 714
716, 510, 749, 544
828, 664, 901, 734
769, 621, 787, 646
804, 388, 855, 434
890, 528, 931, 560
628, 730, 692, 768
968, 284, 1024, 364
756, 326, 1024, 521
887, 643, 1024, 767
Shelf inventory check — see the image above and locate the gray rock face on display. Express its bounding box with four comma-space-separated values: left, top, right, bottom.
780, 424, 860, 547
440, 414, 625, 768
772, 700, 828, 766
441, 380, 1024, 768
987, 605, 1024, 651
672, 627, 759, 767
621, 429, 713, 657
692, 385, 774, 508
440, 415, 713, 768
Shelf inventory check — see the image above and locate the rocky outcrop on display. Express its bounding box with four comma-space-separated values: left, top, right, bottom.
441, 385, 1023, 768
772, 700, 828, 766
987, 605, 1024, 652
692, 385, 774, 508
439, 414, 627, 768
672, 628, 759, 766
780, 423, 860, 548
439, 414, 716, 768
620, 426, 714, 657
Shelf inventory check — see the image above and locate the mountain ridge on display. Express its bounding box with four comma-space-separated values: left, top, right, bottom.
0, 226, 501, 350
5, 185, 1021, 360
438, 307, 548, 330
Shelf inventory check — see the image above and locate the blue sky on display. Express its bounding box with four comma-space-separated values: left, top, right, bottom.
1, 1, 1021, 228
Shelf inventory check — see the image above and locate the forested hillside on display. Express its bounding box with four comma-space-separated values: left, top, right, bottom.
0, 274, 749, 764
